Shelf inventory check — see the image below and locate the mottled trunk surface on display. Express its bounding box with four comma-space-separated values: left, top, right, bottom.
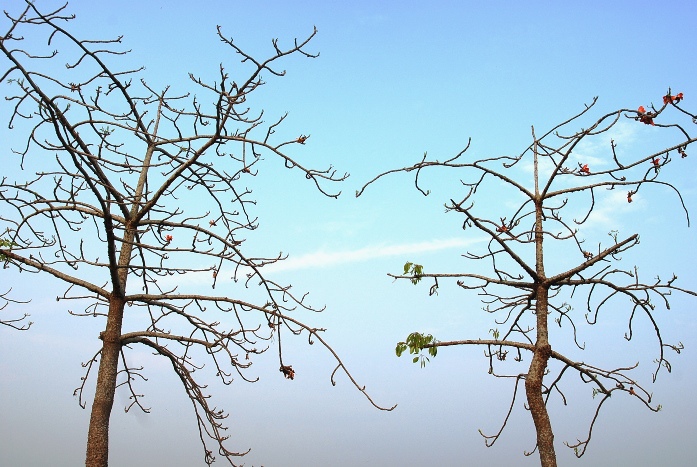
85, 296, 126, 467
529, 147, 557, 467
526, 284, 557, 467
84, 142, 152, 466
84, 223, 138, 466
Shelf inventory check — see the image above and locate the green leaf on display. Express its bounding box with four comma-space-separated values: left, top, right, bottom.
412, 356, 419, 363
403, 262, 413, 275
0, 238, 14, 261
403, 262, 424, 284
395, 343, 406, 357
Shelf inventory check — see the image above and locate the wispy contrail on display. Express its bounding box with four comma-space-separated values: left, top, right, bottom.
268, 237, 485, 273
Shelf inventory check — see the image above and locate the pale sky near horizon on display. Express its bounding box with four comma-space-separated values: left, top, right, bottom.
1, 1, 697, 466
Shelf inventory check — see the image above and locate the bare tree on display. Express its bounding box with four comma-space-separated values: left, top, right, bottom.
0, 2, 393, 466
358, 92, 696, 466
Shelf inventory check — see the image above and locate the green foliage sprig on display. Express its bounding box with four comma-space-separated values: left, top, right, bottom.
395, 332, 438, 368
403, 261, 424, 285
0, 238, 15, 261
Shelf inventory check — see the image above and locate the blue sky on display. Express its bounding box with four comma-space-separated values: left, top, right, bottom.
1, 1, 696, 466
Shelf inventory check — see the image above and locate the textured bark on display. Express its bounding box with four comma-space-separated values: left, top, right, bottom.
85, 216, 139, 466
85, 296, 125, 467
526, 285, 557, 467
528, 173, 557, 467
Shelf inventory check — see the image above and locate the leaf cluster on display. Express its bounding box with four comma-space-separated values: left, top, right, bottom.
0, 238, 16, 261
403, 261, 424, 285
395, 331, 438, 367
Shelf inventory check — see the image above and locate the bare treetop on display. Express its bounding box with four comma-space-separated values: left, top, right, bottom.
358, 93, 696, 466
1, 2, 388, 466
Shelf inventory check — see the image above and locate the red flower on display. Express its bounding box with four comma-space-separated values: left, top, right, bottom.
297, 135, 308, 144
636, 106, 655, 125
627, 192, 633, 203
165, 234, 173, 242
209, 219, 216, 227
580, 164, 590, 174
651, 158, 661, 173
678, 146, 688, 158
663, 92, 684, 104
496, 225, 508, 233
640, 115, 654, 126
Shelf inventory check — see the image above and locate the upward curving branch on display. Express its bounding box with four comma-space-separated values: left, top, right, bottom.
1, 2, 389, 466
359, 91, 696, 467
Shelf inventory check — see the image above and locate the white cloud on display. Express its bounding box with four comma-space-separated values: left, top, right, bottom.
266, 237, 486, 273
573, 186, 645, 233
518, 119, 641, 178
572, 119, 639, 164
148, 236, 487, 292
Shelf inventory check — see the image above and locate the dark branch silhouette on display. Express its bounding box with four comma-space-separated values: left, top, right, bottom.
358, 92, 696, 467
1, 2, 392, 466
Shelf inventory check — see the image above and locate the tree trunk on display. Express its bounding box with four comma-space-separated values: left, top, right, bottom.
85, 295, 126, 467
84, 143, 150, 466
84, 223, 137, 466
529, 152, 557, 467
526, 283, 557, 467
